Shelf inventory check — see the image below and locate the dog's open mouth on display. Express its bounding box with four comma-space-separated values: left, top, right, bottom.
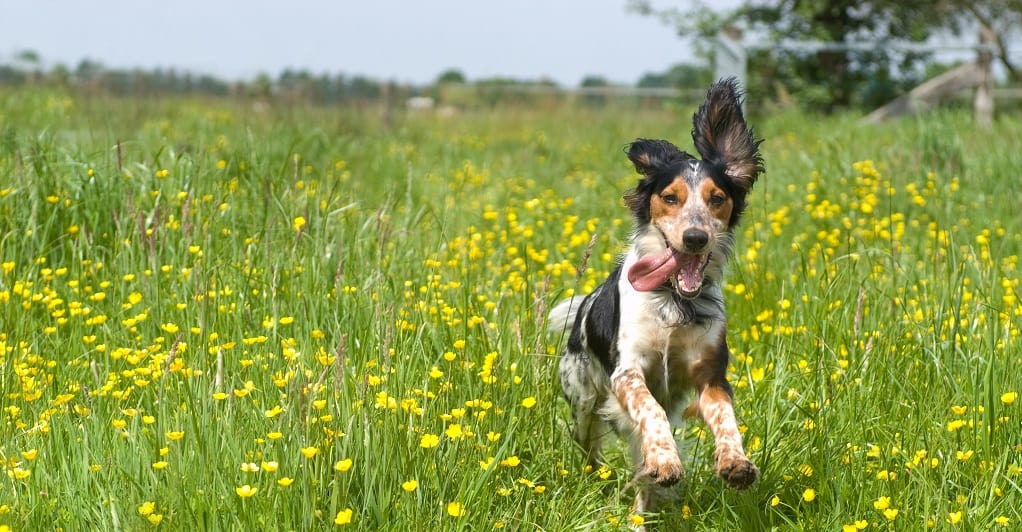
627, 246, 710, 298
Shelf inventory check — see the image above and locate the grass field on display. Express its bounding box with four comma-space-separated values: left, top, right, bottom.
1, 89, 1020, 530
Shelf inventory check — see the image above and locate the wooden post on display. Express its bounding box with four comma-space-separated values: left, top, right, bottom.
715, 25, 746, 88
975, 25, 994, 129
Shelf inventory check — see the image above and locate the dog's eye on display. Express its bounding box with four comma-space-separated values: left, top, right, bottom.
661, 193, 678, 205
709, 194, 726, 207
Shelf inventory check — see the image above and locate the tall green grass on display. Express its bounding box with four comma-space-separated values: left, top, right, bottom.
1, 89, 1020, 530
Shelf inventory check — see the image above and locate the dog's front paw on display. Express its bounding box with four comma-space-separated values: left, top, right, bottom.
716, 453, 758, 489
641, 447, 684, 487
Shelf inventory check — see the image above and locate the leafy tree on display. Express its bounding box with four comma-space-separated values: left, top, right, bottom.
629, 0, 1021, 111
436, 69, 466, 84
637, 63, 712, 89
579, 75, 610, 105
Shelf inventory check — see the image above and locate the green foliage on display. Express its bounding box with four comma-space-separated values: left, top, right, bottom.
632, 0, 1022, 112
0, 90, 1021, 530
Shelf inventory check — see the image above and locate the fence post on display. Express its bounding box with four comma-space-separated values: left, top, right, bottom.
715, 26, 746, 88
975, 25, 994, 129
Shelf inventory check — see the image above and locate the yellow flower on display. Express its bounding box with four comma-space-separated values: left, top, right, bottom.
261, 461, 279, 472
842, 522, 869, 532
419, 433, 440, 448
402, 479, 418, 492
138, 501, 156, 516
447, 501, 466, 517
994, 515, 1010, 526
948, 511, 963, 524
770, 495, 780, 507
293, 216, 306, 232
445, 424, 464, 439
152, 461, 168, 470
876, 469, 896, 480
161, 322, 179, 334
166, 431, 184, 441
873, 496, 890, 510
334, 508, 353, 525
20, 449, 38, 461
802, 488, 816, 503
500, 456, 521, 467
1001, 391, 1017, 404
267, 431, 283, 440
240, 462, 259, 473
883, 508, 899, 521
235, 485, 258, 498
521, 396, 537, 409
334, 458, 353, 472
277, 477, 294, 487
300, 446, 319, 459
629, 514, 645, 526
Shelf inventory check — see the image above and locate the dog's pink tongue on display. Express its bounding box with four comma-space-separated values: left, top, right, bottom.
627, 247, 682, 292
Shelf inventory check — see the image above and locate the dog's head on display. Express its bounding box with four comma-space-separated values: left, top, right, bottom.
623, 78, 764, 297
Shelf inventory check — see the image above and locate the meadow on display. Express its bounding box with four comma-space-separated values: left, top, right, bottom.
0, 89, 1020, 531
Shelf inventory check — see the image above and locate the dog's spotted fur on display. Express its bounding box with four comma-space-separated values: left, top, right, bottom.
549, 78, 764, 514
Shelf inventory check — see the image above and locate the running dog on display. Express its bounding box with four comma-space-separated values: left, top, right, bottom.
548, 78, 764, 513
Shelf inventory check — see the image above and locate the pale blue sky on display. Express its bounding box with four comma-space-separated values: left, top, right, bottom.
0, 0, 724, 86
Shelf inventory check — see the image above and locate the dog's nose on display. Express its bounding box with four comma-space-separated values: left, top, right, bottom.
682, 229, 709, 250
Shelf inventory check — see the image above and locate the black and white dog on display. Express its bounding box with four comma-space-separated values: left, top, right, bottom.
549, 78, 764, 512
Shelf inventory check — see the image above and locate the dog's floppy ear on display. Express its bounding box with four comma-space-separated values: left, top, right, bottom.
626, 138, 686, 176
624, 139, 686, 222
691, 77, 764, 191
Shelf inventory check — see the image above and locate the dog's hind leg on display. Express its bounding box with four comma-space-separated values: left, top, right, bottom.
559, 351, 608, 468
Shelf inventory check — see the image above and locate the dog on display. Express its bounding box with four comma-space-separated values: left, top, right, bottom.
548, 78, 764, 514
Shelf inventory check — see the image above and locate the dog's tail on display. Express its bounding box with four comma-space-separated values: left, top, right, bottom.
547, 296, 582, 336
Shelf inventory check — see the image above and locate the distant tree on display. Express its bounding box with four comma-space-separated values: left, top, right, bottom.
936, 1, 1022, 83
346, 76, 381, 99
579, 75, 610, 105
436, 69, 466, 84
14, 49, 42, 81
629, 0, 1022, 111
75, 59, 105, 82
637, 63, 712, 88
15, 49, 40, 64
48, 64, 71, 87
0, 66, 26, 85
250, 73, 273, 99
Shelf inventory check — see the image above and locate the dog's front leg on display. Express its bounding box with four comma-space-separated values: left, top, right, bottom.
611, 366, 682, 487
696, 381, 759, 489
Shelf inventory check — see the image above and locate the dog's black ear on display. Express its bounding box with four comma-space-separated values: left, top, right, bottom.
691, 77, 764, 191
626, 138, 686, 176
